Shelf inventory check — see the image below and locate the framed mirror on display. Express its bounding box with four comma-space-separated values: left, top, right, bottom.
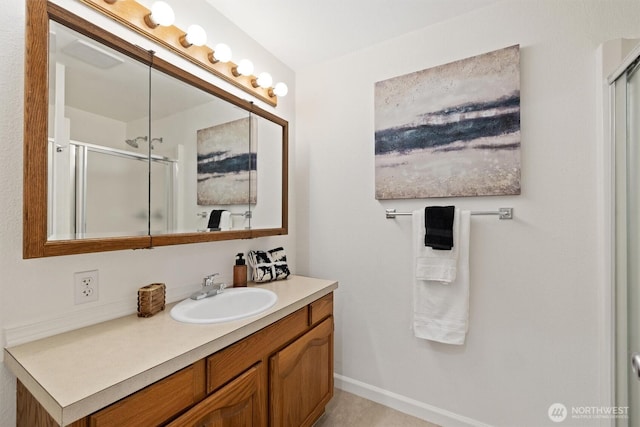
23, 1, 288, 258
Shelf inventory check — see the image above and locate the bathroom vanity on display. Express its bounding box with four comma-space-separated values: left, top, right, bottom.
5, 276, 337, 426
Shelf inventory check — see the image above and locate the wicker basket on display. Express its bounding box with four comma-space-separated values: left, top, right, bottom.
137, 283, 166, 317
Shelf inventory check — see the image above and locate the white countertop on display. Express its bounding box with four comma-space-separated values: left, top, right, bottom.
4, 275, 338, 426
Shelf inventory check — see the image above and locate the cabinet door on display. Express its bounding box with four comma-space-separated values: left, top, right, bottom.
269, 317, 333, 427
166, 364, 265, 427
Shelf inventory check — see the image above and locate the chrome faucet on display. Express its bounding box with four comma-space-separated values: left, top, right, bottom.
190, 273, 227, 300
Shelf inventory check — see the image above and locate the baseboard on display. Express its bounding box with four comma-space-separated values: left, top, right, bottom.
334, 374, 493, 427
3, 284, 195, 349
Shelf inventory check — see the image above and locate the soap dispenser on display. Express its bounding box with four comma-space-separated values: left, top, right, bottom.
233, 253, 247, 287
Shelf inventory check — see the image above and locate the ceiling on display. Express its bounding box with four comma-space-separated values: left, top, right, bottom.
205, 0, 499, 71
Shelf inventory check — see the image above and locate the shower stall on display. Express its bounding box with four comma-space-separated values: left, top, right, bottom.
47, 139, 178, 240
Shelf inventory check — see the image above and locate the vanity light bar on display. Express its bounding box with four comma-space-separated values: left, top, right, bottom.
78, 0, 285, 107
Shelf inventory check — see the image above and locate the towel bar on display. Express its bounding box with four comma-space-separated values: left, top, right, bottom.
197, 211, 253, 219
385, 208, 513, 220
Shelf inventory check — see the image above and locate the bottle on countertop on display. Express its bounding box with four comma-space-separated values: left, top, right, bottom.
233, 252, 247, 287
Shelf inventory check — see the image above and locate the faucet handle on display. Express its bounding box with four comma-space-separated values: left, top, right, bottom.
203, 273, 219, 287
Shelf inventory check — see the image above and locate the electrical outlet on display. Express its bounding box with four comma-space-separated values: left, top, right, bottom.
74, 270, 99, 304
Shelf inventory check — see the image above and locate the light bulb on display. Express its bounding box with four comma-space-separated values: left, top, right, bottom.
255, 72, 273, 89
210, 43, 232, 63
233, 59, 254, 77
180, 24, 207, 47
145, 1, 175, 28
272, 82, 288, 97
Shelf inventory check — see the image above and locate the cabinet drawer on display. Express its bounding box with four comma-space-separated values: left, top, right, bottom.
89, 360, 205, 426
309, 293, 333, 326
207, 307, 308, 394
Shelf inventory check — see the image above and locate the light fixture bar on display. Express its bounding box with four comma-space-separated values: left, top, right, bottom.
78, 0, 278, 106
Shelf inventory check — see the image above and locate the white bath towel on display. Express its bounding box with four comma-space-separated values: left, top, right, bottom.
416, 208, 460, 283
219, 211, 232, 231
412, 209, 470, 345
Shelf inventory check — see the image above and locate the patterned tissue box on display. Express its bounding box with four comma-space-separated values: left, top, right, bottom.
137, 283, 166, 317
247, 247, 291, 282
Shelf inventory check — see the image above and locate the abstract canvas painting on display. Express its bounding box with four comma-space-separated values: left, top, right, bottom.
374, 45, 521, 199
197, 117, 257, 205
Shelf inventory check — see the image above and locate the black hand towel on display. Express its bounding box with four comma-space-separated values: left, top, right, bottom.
425, 206, 455, 250
207, 209, 225, 230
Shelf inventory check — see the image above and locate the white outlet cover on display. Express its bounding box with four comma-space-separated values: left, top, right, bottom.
74, 270, 99, 304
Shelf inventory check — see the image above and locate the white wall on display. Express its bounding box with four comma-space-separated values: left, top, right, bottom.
65, 107, 127, 149
0, 0, 295, 425
296, 1, 640, 426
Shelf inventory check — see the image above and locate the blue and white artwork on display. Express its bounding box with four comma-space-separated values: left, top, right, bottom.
375, 45, 521, 199
197, 117, 257, 205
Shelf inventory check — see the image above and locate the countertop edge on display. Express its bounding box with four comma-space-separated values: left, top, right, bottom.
6, 277, 338, 426
3, 350, 64, 423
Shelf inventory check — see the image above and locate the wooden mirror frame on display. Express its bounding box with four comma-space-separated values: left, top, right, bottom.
23, 1, 288, 258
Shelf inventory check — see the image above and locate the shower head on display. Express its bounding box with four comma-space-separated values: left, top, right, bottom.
125, 136, 147, 149
125, 138, 138, 148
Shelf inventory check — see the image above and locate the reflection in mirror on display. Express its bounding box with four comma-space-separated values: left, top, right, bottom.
149, 67, 252, 235
47, 20, 150, 240
249, 114, 284, 230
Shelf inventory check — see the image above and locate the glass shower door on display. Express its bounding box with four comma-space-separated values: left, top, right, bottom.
615, 51, 640, 427
83, 146, 149, 238
625, 59, 640, 427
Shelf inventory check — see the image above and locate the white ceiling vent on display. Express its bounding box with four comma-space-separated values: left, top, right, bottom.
62, 39, 124, 69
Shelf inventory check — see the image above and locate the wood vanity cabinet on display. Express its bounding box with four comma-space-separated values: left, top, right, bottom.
16, 292, 334, 427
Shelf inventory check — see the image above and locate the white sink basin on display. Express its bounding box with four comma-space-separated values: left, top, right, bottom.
170, 287, 277, 324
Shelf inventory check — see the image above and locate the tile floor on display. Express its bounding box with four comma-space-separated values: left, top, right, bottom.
314, 388, 441, 427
